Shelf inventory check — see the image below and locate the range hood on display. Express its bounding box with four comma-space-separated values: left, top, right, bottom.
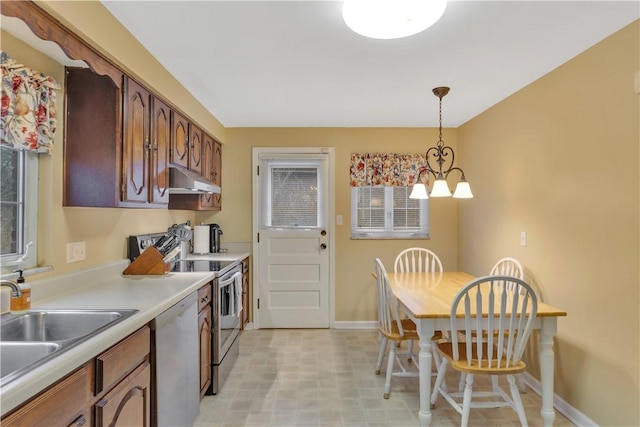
169, 166, 220, 194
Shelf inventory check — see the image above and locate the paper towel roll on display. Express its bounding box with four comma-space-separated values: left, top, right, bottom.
193, 226, 210, 254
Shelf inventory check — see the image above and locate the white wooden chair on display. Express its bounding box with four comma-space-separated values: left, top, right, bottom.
431, 276, 538, 427
489, 257, 527, 392
394, 247, 443, 273
373, 258, 419, 399
393, 247, 444, 373
490, 257, 525, 292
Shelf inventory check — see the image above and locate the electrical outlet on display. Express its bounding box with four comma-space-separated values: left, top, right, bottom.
520, 231, 527, 247
66, 241, 86, 263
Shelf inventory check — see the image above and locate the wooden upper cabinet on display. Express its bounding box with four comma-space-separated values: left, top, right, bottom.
213, 139, 222, 187
150, 98, 170, 204
64, 67, 124, 208
170, 111, 203, 176
170, 111, 189, 169
189, 124, 203, 175
122, 77, 169, 207
122, 78, 150, 204
202, 134, 215, 183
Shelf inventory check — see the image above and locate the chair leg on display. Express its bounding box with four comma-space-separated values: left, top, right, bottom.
461, 373, 474, 427
408, 340, 414, 362
383, 342, 396, 399
491, 375, 500, 400
458, 372, 466, 393
375, 335, 387, 375
430, 358, 448, 407
507, 375, 528, 426
517, 373, 527, 393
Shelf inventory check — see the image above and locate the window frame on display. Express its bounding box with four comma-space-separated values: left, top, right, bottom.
0, 147, 38, 271
350, 186, 429, 239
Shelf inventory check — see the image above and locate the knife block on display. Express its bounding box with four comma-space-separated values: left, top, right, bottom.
123, 246, 168, 275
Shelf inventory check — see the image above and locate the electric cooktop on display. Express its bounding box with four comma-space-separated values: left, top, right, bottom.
169, 259, 235, 276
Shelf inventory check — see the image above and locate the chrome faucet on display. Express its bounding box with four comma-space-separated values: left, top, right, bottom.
1, 280, 22, 298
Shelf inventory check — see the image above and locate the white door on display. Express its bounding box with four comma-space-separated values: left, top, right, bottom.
253, 149, 333, 328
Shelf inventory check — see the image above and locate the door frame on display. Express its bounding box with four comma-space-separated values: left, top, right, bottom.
252, 147, 335, 329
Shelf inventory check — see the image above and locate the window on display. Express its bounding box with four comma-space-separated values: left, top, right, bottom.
0, 146, 38, 269
261, 159, 325, 228
351, 186, 429, 239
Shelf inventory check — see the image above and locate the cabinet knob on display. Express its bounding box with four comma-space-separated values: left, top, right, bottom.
320, 243, 327, 250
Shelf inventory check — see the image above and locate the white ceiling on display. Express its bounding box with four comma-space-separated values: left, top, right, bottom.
100, 1, 636, 127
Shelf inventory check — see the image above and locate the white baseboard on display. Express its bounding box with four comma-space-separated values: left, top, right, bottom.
522, 372, 598, 426
334, 321, 377, 330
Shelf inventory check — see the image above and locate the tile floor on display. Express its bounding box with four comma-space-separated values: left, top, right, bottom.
195, 329, 575, 427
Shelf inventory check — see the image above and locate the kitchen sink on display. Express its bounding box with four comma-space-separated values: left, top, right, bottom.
1, 309, 136, 342
0, 309, 138, 386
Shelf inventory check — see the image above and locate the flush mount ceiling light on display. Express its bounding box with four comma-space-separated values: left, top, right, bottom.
342, 0, 447, 40
410, 87, 473, 199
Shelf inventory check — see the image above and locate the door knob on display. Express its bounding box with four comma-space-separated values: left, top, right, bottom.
320, 243, 327, 250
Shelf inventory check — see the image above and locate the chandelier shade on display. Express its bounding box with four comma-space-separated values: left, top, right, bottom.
342, 0, 448, 40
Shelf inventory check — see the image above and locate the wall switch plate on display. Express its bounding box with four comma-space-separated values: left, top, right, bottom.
66, 241, 86, 263
520, 231, 527, 247
336, 214, 343, 225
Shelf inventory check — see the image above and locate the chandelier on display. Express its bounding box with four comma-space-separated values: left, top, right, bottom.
409, 87, 473, 199
342, 0, 448, 40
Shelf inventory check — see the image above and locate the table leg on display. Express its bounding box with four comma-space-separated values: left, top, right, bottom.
416, 319, 435, 427
540, 318, 557, 426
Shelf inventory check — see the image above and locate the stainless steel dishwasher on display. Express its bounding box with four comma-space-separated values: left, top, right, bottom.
151, 292, 199, 427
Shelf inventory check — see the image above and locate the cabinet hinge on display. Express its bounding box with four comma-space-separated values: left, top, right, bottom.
257, 298, 260, 309
257, 165, 259, 176
257, 232, 260, 243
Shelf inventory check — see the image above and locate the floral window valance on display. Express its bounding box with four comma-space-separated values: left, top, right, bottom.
1, 51, 60, 154
350, 153, 428, 187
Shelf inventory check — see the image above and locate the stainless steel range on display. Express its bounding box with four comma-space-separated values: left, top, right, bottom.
128, 231, 242, 395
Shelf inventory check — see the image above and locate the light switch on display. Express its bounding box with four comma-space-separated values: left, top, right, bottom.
336, 215, 343, 225
520, 232, 527, 247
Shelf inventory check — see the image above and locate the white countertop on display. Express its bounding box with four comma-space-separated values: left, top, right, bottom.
0, 251, 250, 416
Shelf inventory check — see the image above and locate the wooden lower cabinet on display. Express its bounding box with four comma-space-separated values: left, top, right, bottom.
95, 362, 151, 427
198, 283, 213, 398
241, 257, 250, 329
1, 325, 151, 427
1, 363, 93, 427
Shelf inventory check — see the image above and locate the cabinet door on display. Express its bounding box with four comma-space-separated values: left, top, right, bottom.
170, 111, 189, 169
1, 364, 92, 427
198, 307, 212, 398
202, 134, 215, 182
189, 124, 203, 175
122, 78, 150, 204
150, 97, 170, 204
242, 258, 250, 328
95, 362, 151, 427
213, 140, 222, 187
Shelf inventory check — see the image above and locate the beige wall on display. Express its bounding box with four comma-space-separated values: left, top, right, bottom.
457, 21, 640, 426
197, 128, 459, 321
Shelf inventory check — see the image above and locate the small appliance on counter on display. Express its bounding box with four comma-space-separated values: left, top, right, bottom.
209, 224, 223, 253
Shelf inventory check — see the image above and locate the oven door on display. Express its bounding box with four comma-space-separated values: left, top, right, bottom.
215, 269, 242, 362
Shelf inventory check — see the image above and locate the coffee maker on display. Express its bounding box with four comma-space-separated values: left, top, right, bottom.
208, 224, 223, 253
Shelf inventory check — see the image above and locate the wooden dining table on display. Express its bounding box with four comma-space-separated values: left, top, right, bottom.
387, 271, 567, 427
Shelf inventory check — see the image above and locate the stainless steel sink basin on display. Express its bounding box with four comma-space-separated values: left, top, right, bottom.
0, 309, 138, 386
1, 342, 61, 380
1, 309, 134, 342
